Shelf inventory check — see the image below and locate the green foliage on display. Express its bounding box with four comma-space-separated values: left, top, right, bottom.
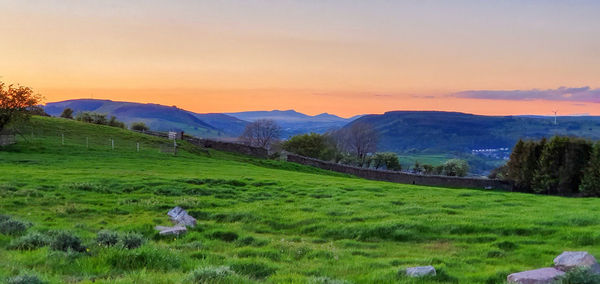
557, 267, 600, 284
75, 111, 125, 129
96, 230, 119, 247
187, 266, 235, 283
50, 231, 85, 252
7, 274, 46, 284
230, 260, 276, 279
60, 108, 74, 119
0, 81, 42, 132
8, 232, 50, 250
580, 142, 600, 196
0, 218, 29, 236
131, 122, 149, 132
208, 231, 239, 242
120, 232, 144, 249
282, 133, 338, 161
369, 152, 402, 171
441, 159, 469, 177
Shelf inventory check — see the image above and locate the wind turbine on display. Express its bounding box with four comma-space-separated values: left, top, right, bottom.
552, 110, 558, 125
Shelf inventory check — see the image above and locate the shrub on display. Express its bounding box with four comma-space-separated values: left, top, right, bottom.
187, 266, 235, 283
60, 108, 73, 119
8, 232, 50, 250
130, 122, 149, 132
230, 261, 276, 279
557, 267, 600, 284
50, 231, 85, 252
96, 230, 119, 247
7, 274, 46, 284
0, 219, 29, 236
120, 232, 144, 249
209, 231, 238, 242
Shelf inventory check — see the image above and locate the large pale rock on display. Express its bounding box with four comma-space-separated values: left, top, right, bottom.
167, 206, 196, 227
507, 268, 565, 284
405, 266, 436, 277
554, 251, 600, 273
154, 225, 187, 235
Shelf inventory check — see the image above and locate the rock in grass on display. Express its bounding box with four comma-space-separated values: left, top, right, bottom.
167, 206, 196, 227
154, 225, 187, 236
405, 266, 436, 277
554, 251, 600, 274
507, 267, 565, 284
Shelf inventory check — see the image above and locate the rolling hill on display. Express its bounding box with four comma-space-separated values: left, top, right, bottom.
2, 116, 600, 283
44, 99, 247, 137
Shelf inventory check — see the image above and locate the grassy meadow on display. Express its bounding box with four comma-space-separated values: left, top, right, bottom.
1, 116, 600, 283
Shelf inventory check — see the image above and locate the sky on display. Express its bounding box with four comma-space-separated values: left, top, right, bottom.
1, 0, 599, 117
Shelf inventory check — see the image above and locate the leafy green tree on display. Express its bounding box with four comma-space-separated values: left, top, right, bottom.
580, 142, 600, 196
370, 152, 402, 171
442, 159, 469, 177
60, 108, 74, 119
131, 122, 149, 132
282, 133, 337, 161
108, 116, 125, 128
533, 136, 592, 195
0, 81, 42, 132
506, 139, 545, 192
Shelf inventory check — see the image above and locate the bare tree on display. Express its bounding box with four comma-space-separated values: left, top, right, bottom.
239, 119, 281, 150
334, 122, 378, 164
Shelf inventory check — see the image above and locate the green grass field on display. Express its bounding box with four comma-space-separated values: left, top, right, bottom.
1, 116, 600, 283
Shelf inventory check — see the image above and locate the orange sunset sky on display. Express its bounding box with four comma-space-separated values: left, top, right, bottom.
1, 1, 600, 117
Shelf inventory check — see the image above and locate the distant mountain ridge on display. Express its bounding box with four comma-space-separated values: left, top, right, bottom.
43, 99, 361, 138
226, 110, 357, 138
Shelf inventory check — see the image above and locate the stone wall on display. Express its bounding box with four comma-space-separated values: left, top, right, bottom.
286, 153, 512, 190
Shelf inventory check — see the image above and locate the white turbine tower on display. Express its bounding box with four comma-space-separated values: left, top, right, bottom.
552, 110, 558, 125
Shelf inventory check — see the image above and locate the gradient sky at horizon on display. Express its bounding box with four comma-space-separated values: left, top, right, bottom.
1, 0, 600, 117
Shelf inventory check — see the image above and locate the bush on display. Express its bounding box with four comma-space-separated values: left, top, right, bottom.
120, 232, 144, 249
230, 261, 276, 279
60, 108, 73, 119
8, 232, 50, 250
50, 231, 85, 252
442, 159, 469, 177
130, 122, 149, 132
0, 219, 29, 236
7, 274, 46, 284
187, 266, 235, 283
369, 152, 402, 171
96, 230, 119, 247
557, 267, 600, 284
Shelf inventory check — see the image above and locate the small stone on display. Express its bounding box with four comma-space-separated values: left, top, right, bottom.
507, 267, 565, 284
405, 266, 436, 277
554, 251, 600, 274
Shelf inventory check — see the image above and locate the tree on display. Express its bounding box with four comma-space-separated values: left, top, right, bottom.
506, 139, 545, 192
60, 108, 74, 119
282, 132, 337, 161
370, 152, 402, 171
108, 116, 125, 128
131, 122, 149, 132
580, 142, 600, 196
0, 81, 42, 132
442, 159, 469, 177
239, 119, 281, 150
334, 122, 378, 165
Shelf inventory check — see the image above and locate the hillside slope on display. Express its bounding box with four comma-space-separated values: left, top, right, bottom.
44, 99, 238, 137
1, 116, 600, 283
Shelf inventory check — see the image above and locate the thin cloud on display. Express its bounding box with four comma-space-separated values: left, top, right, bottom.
452, 87, 600, 103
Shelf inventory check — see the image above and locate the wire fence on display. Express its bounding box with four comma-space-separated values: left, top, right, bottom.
11, 126, 181, 155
